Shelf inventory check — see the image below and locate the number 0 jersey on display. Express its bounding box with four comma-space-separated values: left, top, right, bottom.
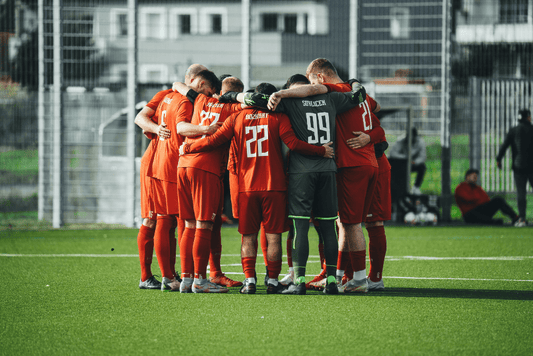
275, 91, 356, 174
148, 91, 193, 183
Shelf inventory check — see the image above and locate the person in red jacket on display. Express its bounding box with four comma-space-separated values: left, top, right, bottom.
454, 168, 519, 225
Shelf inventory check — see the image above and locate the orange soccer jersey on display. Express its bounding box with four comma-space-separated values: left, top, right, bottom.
183, 107, 326, 192
140, 89, 173, 219
324, 82, 380, 169
148, 91, 193, 183
178, 94, 242, 177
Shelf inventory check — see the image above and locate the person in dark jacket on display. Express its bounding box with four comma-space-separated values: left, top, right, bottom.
496, 109, 533, 226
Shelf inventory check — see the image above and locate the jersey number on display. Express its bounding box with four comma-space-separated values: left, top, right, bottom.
360, 101, 373, 131
245, 125, 268, 158
199, 110, 221, 138
306, 112, 330, 144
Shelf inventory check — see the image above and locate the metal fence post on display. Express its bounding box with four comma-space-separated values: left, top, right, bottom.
241, 0, 251, 90
126, 0, 138, 227
52, 0, 63, 228
470, 76, 481, 170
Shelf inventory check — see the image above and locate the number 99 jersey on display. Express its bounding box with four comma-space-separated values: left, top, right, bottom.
275, 91, 356, 174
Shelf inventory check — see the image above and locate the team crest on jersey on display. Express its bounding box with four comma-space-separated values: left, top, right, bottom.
163, 97, 172, 105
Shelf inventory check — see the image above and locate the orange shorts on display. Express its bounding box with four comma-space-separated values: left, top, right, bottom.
178, 167, 221, 222
337, 166, 378, 224
229, 172, 239, 219
238, 191, 287, 235
366, 168, 392, 223
151, 178, 179, 216
140, 163, 155, 219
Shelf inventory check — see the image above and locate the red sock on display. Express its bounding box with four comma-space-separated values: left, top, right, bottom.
154, 215, 174, 279
267, 259, 282, 280
177, 218, 185, 246
137, 225, 155, 281
241, 256, 257, 279
209, 216, 223, 278
193, 228, 212, 279
337, 250, 349, 271
169, 217, 177, 277
260, 226, 268, 266
180, 227, 195, 279
344, 259, 354, 280
349, 250, 366, 273
367, 226, 387, 282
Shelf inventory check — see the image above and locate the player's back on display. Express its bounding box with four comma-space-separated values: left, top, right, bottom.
178, 95, 240, 177
231, 107, 287, 192
150, 91, 193, 183
276, 93, 341, 174
325, 82, 378, 169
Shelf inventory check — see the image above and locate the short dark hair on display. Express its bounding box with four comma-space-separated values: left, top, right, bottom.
196, 69, 221, 94
283, 74, 310, 89
519, 108, 531, 122
465, 168, 479, 178
218, 74, 232, 82
255, 82, 277, 96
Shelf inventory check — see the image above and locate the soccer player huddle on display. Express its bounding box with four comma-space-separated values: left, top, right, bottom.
134, 58, 391, 295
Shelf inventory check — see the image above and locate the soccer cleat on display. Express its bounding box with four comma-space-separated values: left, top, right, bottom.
323, 276, 339, 295
139, 275, 162, 290
367, 278, 385, 291
161, 277, 180, 292
339, 278, 368, 293
192, 280, 229, 293
180, 278, 193, 293
411, 186, 422, 195
341, 274, 351, 286
306, 270, 326, 290
239, 280, 256, 294
282, 282, 306, 295
514, 219, 527, 227
309, 278, 326, 291
209, 273, 243, 288
279, 270, 295, 286
266, 282, 287, 294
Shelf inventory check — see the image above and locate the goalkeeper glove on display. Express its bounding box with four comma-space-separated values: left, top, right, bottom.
374, 141, 389, 159
243, 92, 269, 108
218, 91, 240, 103
348, 78, 366, 104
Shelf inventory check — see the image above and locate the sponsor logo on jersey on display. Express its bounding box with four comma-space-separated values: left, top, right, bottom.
163, 97, 173, 105
302, 99, 326, 107
245, 113, 269, 120
207, 102, 224, 109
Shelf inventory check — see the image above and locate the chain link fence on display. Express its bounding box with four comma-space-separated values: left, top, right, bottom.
1, 0, 531, 225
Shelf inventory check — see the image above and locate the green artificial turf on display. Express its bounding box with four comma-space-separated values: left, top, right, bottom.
1, 226, 532, 355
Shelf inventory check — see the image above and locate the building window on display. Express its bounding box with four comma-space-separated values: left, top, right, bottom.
499, 0, 528, 24
199, 8, 227, 34
284, 14, 298, 34
140, 64, 168, 84
261, 13, 278, 32
390, 8, 409, 39
169, 8, 197, 38
140, 8, 167, 39
110, 9, 128, 38
211, 14, 222, 33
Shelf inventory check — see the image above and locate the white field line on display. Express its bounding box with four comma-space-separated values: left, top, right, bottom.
2, 254, 533, 261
